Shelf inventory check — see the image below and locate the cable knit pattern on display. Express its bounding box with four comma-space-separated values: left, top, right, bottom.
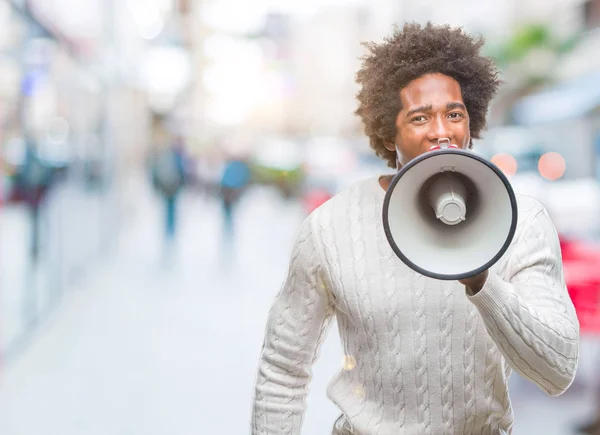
348, 187, 372, 418
439, 281, 455, 433
463, 302, 478, 435
252, 177, 579, 434
413, 272, 431, 434
468, 207, 580, 397
483, 340, 499, 431
362, 191, 385, 428
252, 216, 334, 434
377, 201, 406, 429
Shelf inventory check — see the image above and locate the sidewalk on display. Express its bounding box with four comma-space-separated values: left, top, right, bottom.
0, 186, 338, 435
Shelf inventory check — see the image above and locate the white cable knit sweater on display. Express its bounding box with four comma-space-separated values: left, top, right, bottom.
252, 176, 579, 435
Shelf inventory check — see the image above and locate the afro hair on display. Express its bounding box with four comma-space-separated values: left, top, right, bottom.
355, 22, 501, 168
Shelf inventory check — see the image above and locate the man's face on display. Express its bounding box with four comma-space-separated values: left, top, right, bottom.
385, 73, 471, 167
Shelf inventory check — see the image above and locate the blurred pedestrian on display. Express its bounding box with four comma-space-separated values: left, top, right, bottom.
252, 22, 579, 434
219, 156, 251, 238
577, 417, 600, 435
150, 136, 187, 247
13, 137, 53, 263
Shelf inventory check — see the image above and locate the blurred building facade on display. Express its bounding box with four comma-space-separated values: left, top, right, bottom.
0, 0, 180, 359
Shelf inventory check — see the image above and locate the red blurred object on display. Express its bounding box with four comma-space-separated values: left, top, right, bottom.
560, 236, 600, 334
302, 188, 332, 214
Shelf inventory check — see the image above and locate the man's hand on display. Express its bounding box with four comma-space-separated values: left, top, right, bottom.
459, 269, 489, 295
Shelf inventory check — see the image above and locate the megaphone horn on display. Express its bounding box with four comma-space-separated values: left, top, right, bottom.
382, 143, 518, 280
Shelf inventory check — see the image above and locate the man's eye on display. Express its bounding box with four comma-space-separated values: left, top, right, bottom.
412, 116, 427, 122
448, 112, 464, 119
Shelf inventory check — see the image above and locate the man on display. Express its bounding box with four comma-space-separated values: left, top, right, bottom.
219, 155, 251, 236
252, 22, 579, 434
151, 136, 187, 244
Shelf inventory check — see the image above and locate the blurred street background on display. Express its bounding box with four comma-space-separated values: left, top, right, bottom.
1, 0, 600, 434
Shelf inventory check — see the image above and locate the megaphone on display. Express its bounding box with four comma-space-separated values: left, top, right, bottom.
382, 142, 518, 280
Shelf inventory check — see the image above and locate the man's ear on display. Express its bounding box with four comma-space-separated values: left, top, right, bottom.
383, 140, 396, 152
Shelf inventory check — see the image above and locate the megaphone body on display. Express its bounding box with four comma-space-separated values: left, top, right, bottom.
382, 146, 518, 281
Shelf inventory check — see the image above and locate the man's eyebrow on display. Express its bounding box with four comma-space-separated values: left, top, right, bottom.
446, 102, 467, 111
405, 105, 433, 118
404, 102, 467, 119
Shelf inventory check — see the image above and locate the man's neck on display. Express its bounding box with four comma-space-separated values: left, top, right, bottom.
379, 174, 394, 192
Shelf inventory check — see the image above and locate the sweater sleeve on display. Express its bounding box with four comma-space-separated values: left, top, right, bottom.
252, 215, 335, 434
467, 206, 580, 396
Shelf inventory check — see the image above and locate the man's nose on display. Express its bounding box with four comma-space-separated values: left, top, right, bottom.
426, 117, 452, 143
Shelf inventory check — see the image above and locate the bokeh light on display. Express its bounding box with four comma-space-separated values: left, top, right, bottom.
342, 355, 357, 371
490, 153, 518, 177
353, 385, 366, 399
538, 152, 566, 181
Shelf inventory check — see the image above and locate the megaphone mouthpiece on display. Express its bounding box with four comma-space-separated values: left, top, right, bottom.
430, 138, 459, 151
